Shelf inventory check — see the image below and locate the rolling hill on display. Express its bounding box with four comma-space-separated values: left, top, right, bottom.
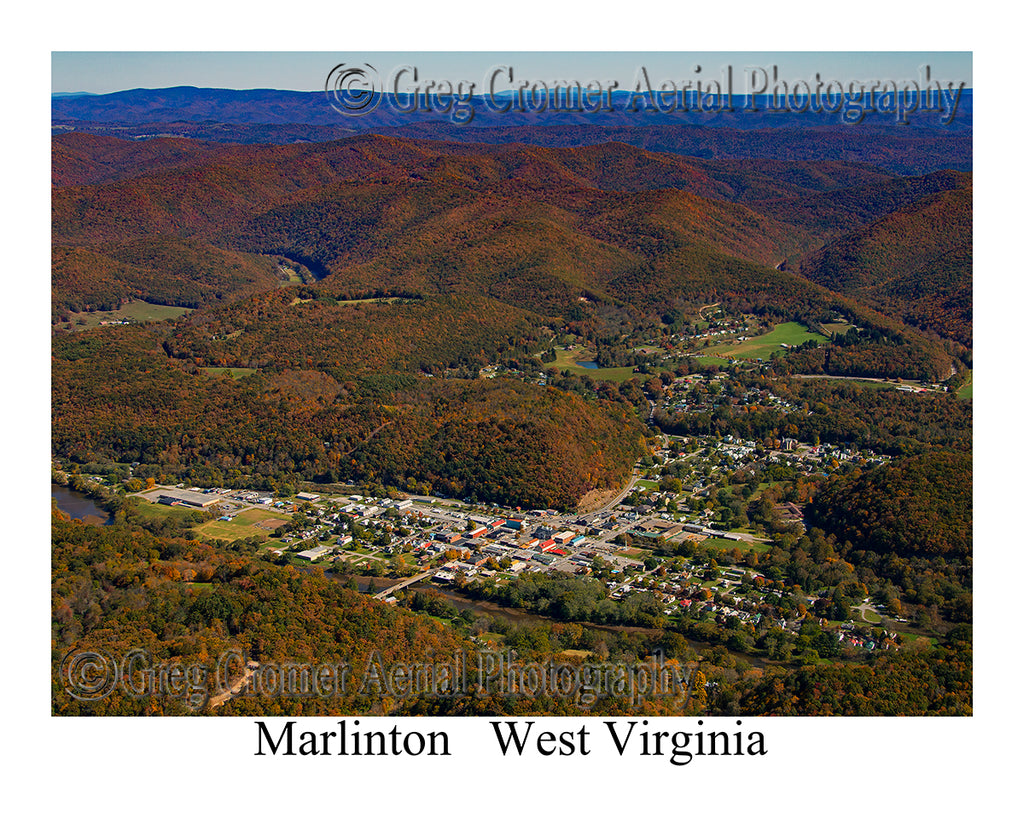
793, 183, 972, 345
52, 133, 916, 314
52, 237, 283, 315
52, 133, 968, 360
51, 130, 970, 505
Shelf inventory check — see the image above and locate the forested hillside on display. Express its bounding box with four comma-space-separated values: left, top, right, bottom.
51, 117, 972, 719
52, 237, 282, 315
53, 133, 965, 378
52, 510, 476, 715
51, 132, 972, 505
805, 451, 972, 559
794, 183, 972, 345
52, 316, 646, 508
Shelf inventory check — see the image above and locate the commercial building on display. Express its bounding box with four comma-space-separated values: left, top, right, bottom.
152, 488, 220, 508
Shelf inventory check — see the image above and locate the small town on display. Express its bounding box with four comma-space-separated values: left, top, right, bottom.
54, 424, 910, 665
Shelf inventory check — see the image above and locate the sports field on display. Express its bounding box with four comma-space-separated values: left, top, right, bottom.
194, 507, 291, 541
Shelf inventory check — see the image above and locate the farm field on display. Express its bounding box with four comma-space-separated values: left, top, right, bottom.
700, 321, 828, 361
67, 300, 193, 330
278, 265, 303, 285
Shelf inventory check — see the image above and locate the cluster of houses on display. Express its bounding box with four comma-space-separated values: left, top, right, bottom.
674, 317, 752, 344
133, 417, 895, 660
657, 376, 798, 416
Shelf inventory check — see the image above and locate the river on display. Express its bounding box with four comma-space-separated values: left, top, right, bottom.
51, 484, 113, 525
298, 572, 784, 669
401, 581, 779, 668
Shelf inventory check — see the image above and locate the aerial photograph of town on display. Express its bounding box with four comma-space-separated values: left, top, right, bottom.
50, 50, 975, 726
26, 5, 1017, 806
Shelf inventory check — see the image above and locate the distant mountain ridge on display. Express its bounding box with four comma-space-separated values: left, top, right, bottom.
52, 89, 973, 176
52, 85, 973, 130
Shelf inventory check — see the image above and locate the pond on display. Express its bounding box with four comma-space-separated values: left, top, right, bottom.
51, 484, 113, 525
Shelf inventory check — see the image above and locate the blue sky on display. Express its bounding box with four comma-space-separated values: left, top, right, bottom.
52, 52, 972, 95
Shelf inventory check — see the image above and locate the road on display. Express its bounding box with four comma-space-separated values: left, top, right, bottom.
792, 373, 944, 393
850, 598, 883, 624
587, 472, 640, 517
698, 302, 721, 321
209, 663, 259, 709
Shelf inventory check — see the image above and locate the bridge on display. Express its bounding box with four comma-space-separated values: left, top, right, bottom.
372, 570, 434, 600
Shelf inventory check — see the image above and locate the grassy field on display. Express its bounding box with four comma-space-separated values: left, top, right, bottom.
820, 322, 855, 336
834, 379, 898, 391
278, 265, 303, 285
69, 300, 193, 330
202, 367, 257, 379
194, 507, 290, 541
792, 374, 902, 391
701, 536, 771, 554
956, 371, 973, 400
693, 354, 733, 366
700, 322, 828, 361
899, 634, 936, 650
745, 481, 779, 503
129, 497, 204, 525
549, 349, 638, 382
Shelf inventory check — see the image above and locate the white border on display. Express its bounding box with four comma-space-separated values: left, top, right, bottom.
15, 2, 1012, 814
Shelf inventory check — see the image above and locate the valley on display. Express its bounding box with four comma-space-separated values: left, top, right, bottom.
51, 92, 972, 718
